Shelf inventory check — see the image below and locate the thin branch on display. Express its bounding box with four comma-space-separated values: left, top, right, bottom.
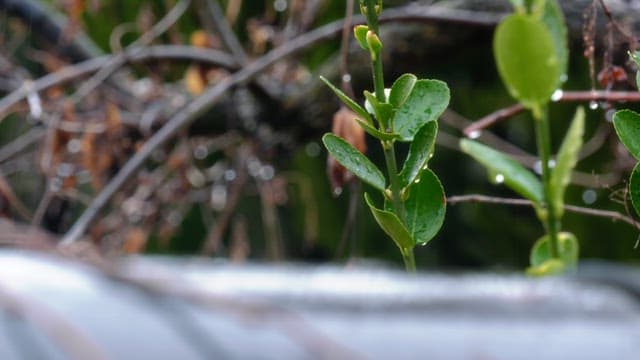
68, 0, 192, 104
463, 90, 640, 136
0, 46, 239, 119
197, 0, 248, 64
448, 194, 640, 230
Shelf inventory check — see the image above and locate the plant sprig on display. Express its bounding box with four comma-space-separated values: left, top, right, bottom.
321, 0, 450, 271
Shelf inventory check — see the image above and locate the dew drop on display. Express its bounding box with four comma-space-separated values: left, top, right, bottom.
414, 178, 421, 184
494, 174, 505, 184
533, 160, 542, 175
560, 74, 568, 83
333, 187, 343, 197
273, 0, 287, 12
224, 169, 237, 182
467, 130, 482, 139
589, 100, 599, 110
550, 89, 563, 102
193, 145, 208, 160
548, 159, 556, 169
582, 189, 597, 205
341, 74, 352, 83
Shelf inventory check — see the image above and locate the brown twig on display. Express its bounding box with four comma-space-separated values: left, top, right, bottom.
463, 91, 640, 136
447, 194, 640, 230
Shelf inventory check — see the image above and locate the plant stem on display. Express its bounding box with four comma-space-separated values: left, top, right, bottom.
401, 247, 416, 273
534, 106, 560, 258
383, 141, 405, 220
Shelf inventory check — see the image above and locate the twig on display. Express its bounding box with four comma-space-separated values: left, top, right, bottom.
197, 0, 248, 64
463, 91, 640, 136
68, 0, 192, 104
0, 46, 239, 119
0, 126, 45, 163
448, 194, 640, 230
339, 0, 356, 99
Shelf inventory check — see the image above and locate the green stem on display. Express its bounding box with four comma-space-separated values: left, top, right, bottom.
401, 247, 416, 273
534, 106, 560, 258
383, 141, 405, 221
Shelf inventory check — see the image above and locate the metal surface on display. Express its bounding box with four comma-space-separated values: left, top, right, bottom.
0, 250, 639, 359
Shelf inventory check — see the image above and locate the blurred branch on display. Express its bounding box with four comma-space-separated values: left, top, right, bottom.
448, 194, 640, 231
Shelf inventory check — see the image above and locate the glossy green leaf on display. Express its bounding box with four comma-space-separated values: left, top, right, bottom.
322, 133, 385, 191
394, 79, 449, 141
403, 169, 446, 245
389, 74, 417, 109
399, 121, 438, 187
353, 25, 369, 50
320, 76, 373, 125
613, 109, 640, 160
629, 163, 640, 218
550, 107, 584, 217
529, 231, 579, 268
355, 118, 400, 141
364, 91, 394, 129
540, 0, 568, 83
365, 193, 414, 250
460, 139, 544, 205
494, 14, 561, 109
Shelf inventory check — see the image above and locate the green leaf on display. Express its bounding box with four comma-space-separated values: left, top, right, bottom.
364, 91, 394, 129
394, 79, 449, 142
540, 0, 568, 83
353, 25, 369, 50
460, 139, 544, 205
320, 76, 373, 125
529, 232, 579, 268
365, 193, 414, 250
322, 133, 385, 191
399, 121, 438, 187
613, 109, 640, 160
629, 163, 640, 218
389, 74, 417, 109
550, 107, 584, 217
493, 14, 561, 109
403, 169, 446, 245
526, 259, 565, 277
355, 118, 400, 141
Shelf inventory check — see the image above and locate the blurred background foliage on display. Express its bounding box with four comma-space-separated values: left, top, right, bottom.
1, 0, 639, 269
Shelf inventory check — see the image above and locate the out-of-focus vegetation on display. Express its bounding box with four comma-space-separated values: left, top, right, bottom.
0, 0, 639, 269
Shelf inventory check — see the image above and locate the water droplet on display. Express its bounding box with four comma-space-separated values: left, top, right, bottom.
273, 0, 287, 12
224, 169, 236, 182
193, 145, 208, 160
341, 74, 351, 83
258, 165, 275, 181
333, 187, 343, 197
211, 185, 228, 211
548, 159, 556, 169
589, 100, 599, 110
49, 177, 63, 192
560, 74, 568, 82
582, 189, 597, 205
305, 142, 321, 157
605, 109, 616, 123
494, 174, 505, 184
67, 139, 82, 154
467, 130, 482, 139
414, 178, 420, 184
57, 163, 74, 178
422, 164, 429, 170
550, 89, 563, 102
247, 158, 261, 177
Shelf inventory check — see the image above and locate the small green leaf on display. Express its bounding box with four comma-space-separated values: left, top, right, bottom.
540, 0, 568, 83
366, 31, 383, 60
364, 91, 394, 129
630, 50, 640, 67
394, 79, 449, 142
320, 76, 373, 125
529, 232, 579, 268
613, 109, 640, 160
494, 14, 561, 109
460, 139, 544, 205
403, 169, 446, 245
629, 163, 640, 218
355, 118, 400, 141
353, 25, 369, 50
550, 107, 584, 217
365, 193, 414, 250
322, 133, 385, 191
526, 259, 565, 277
389, 74, 417, 109
399, 121, 438, 187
